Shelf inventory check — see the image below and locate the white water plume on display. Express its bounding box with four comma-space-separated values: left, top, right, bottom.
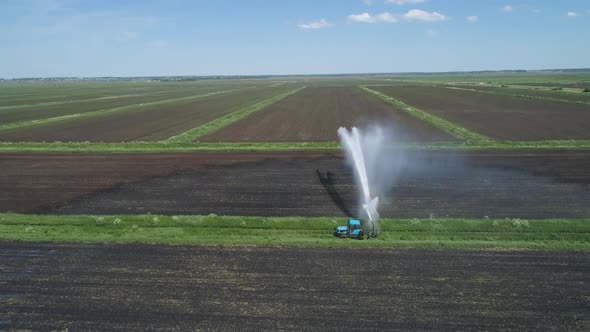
338, 125, 406, 236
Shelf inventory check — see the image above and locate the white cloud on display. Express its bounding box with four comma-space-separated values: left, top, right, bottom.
298, 18, 331, 30
402, 9, 447, 22
467, 15, 478, 23
362, 0, 373, 6
503, 5, 513, 12
567, 11, 577, 17
348, 10, 446, 24
376, 12, 398, 23
385, 0, 425, 5
348, 13, 377, 23
347, 12, 398, 24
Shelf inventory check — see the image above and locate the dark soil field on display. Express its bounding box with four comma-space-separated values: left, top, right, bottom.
1, 242, 588, 331
450, 85, 590, 104
0, 81, 269, 108
200, 86, 456, 142
0, 85, 232, 125
1, 151, 589, 218
371, 85, 590, 141
0, 86, 294, 142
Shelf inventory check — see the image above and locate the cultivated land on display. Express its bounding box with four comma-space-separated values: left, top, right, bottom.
0, 80, 270, 108
1, 243, 588, 331
0, 83, 253, 125
1, 152, 589, 218
1, 75, 590, 330
0, 85, 298, 142
371, 85, 590, 141
446, 84, 590, 104
201, 86, 456, 142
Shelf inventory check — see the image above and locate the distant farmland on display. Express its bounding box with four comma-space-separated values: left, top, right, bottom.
371, 85, 590, 141
0, 86, 235, 125
447, 84, 590, 104
0, 85, 297, 142
201, 86, 457, 142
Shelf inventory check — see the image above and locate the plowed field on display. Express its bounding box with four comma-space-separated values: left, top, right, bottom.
200, 86, 457, 142
0, 86, 294, 142
1, 243, 588, 331
0, 86, 236, 125
372, 85, 590, 141
1, 151, 589, 218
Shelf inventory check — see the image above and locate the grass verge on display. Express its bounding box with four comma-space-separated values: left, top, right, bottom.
0, 140, 590, 153
361, 86, 490, 142
165, 86, 306, 143
1, 214, 588, 251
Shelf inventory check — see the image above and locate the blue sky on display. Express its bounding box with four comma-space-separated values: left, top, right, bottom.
1, 0, 589, 78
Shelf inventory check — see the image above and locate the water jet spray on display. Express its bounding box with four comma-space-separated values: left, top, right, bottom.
338, 126, 382, 237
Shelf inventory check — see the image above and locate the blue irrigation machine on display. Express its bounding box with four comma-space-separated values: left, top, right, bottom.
333, 219, 365, 240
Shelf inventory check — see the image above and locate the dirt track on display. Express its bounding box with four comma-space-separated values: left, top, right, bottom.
1, 242, 588, 331
372, 85, 590, 141
200, 86, 456, 142
1, 151, 589, 218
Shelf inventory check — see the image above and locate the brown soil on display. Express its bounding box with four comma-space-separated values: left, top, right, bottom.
372, 85, 590, 141
1, 243, 588, 331
200, 86, 457, 142
1, 151, 589, 218
0, 88, 226, 125
0, 86, 292, 143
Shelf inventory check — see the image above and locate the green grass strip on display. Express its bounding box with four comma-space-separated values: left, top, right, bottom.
1, 140, 590, 154
0, 90, 233, 132
0, 141, 341, 153
1, 214, 589, 251
361, 86, 491, 142
165, 86, 306, 143
444, 86, 590, 107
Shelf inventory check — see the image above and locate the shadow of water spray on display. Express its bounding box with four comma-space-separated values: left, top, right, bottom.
316, 169, 354, 218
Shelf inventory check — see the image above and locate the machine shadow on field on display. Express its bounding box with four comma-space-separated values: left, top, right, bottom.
316, 169, 354, 218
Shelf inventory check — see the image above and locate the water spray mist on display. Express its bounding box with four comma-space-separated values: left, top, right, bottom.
338, 127, 381, 236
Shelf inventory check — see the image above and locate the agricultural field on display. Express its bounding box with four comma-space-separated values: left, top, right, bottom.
0, 84, 298, 142
1, 151, 589, 219
370, 85, 590, 141
1, 76, 590, 331
0, 80, 269, 110
1, 243, 588, 330
0, 84, 237, 125
445, 84, 590, 104
201, 86, 456, 142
